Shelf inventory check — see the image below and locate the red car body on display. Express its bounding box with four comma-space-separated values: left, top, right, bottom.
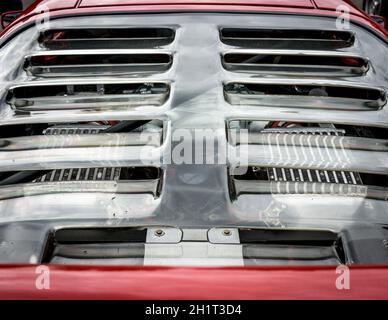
0, 0, 388, 300
1, 265, 388, 299
1, 0, 388, 40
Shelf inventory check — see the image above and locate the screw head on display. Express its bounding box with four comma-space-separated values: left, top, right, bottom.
223, 229, 232, 236
154, 229, 165, 237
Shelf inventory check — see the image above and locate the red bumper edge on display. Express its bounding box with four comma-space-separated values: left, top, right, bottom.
0, 265, 388, 300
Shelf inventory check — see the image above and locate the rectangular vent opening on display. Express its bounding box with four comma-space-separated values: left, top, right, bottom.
227, 120, 388, 141
220, 28, 355, 49
41, 227, 344, 266
228, 120, 388, 200
231, 166, 388, 201
39, 28, 175, 49
0, 167, 161, 185
35, 167, 162, 184
24, 53, 173, 77
0, 119, 164, 139
240, 229, 345, 265
0, 167, 163, 200
226, 119, 388, 144
6, 82, 170, 111
224, 82, 386, 111
42, 227, 148, 264
239, 228, 338, 245
222, 53, 369, 76
233, 167, 364, 185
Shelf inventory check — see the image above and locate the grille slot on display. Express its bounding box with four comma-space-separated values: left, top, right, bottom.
24, 52, 173, 77
229, 122, 388, 200
38, 125, 117, 183
34, 125, 162, 183
222, 52, 369, 76
261, 127, 345, 136
260, 167, 363, 185
35, 167, 122, 183
0, 166, 163, 199
224, 82, 386, 111
34, 166, 161, 183
39, 28, 175, 49
231, 166, 388, 200
6, 82, 170, 111
232, 126, 362, 186
43, 125, 110, 136
220, 28, 355, 49
242, 127, 361, 186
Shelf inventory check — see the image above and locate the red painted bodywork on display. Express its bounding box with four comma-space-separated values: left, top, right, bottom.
1, 0, 387, 41
0, 265, 388, 300
78, 0, 315, 8
0, 0, 387, 300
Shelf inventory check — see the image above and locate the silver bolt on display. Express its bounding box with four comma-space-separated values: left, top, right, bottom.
223, 229, 232, 236
154, 229, 165, 237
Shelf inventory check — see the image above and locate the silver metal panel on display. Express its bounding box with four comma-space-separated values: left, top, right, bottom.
144, 243, 244, 266
208, 228, 240, 244
0, 180, 161, 201
146, 227, 183, 243
0, 13, 387, 265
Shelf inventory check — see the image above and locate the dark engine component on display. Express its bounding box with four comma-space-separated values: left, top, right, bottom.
260, 126, 363, 185
35, 124, 121, 182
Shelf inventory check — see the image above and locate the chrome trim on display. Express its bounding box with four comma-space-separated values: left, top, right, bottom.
0, 180, 161, 201
224, 79, 387, 111
219, 27, 356, 49
228, 132, 388, 152
232, 180, 388, 201
222, 49, 370, 76
6, 80, 171, 111
229, 143, 388, 174
0, 145, 162, 171
39, 27, 176, 49
24, 49, 174, 77
0, 132, 163, 151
